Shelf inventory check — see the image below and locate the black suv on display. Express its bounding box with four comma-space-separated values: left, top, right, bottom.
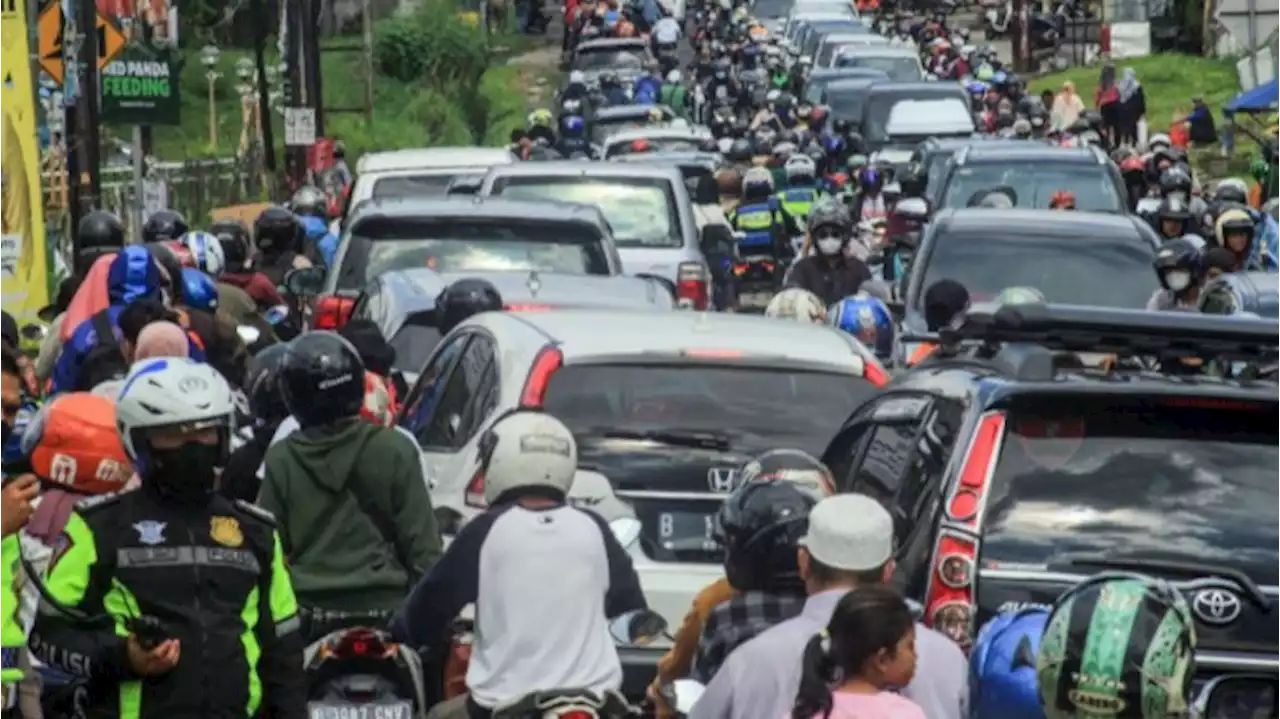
821, 303, 1279, 692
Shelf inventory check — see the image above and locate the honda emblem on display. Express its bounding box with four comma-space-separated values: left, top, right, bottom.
707, 468, 739, 493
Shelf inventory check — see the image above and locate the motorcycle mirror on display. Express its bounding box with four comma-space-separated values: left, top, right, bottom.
669, 679, 707, 713
19, 323, 47, 341
608, 608, 669, 646
236, 325, 262, 346
284, 266, 326, 298
1195, 675, 1278, 718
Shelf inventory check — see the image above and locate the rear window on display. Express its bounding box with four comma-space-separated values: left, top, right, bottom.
493, 176, 682, 248
835, 54, 919, 81
824, 84, 875, 121
336, 218, 612, 289
606, 137, 704, 158
389, 318, 441, 376
574, 49, 645, 72
941, 162, 1124, 212
863, 92, 966, 144
372, 174, 457, 200
981, 396, 1279, 584
543, 364, 876, 457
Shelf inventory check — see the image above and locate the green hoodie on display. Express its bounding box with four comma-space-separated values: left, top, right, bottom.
259, 420, 442, 613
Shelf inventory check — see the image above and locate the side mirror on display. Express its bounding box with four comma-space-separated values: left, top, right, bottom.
609, 608, 669, 646
284, 266, 326, 298
236, 325, 262, 346
1196, 675, 1278, 718
19, 323, 47, 342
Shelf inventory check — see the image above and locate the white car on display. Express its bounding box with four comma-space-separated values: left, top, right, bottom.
396, 308, 887, 665
346, 147, 518, 210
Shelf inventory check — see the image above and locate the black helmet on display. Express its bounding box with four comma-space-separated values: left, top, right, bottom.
244, 342, 291, 430
74, 210, 126, 276
1157, 195, 1192, 221
254, 206, 301, 255
279, 331, 365, 429
737, 449, 834, 500
717, 481, 815, 592
146, 242, 185, 303
1159, 166, 1193, 197
436, 279, 503, 335
728, 138, 753, 162
211, 219, 252, 272
1214, 180, 1249, 206
1153, 237, 1202, 274
807, 201, 852, 235
142, 210, 189, 244
290, 186, 328, 219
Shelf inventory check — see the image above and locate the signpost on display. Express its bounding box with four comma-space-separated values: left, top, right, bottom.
284, 106, 316, 146
37, 5, 126, 86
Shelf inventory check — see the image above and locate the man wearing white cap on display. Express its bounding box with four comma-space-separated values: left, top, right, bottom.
689, 494, 968, 719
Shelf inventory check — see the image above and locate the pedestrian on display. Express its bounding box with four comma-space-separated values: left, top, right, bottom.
1182, 96, 1219, 146
1115, 67, 1146, 147
1050, 81, 1085, 132
689, 495, 968, 719
1095, 63, 1121, 145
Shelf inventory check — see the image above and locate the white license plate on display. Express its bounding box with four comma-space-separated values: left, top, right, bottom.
739, 292, 774, 309
308, 701, 413, 719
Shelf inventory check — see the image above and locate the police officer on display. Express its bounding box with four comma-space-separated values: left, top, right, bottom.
785, 202, 872, 306
728, 168, 799, 261
775, 155, 826, 226
32, 358, 307, 718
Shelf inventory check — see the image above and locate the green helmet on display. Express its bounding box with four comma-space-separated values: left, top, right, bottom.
1037, 575, 1197, 719
996, 286, 1046, 306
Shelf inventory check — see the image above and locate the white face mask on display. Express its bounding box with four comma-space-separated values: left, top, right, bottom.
1165, 269, 1192, 292
816, 237, 844, 256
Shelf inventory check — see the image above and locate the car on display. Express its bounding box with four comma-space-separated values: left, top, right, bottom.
308, 196, 628, 327
821, 302, 1279, 697
478, 161, 718, 309
813, 31, 888, 70
395, 308, 888, 686
896, 208, 1162, 358
587, 105, 678, 148
752, 0, 799, 33
346, 147, 518, 211
872, 97, 976, 168
786, 15, 864, 51
608, 151, 726, 207
934, 143, 1129, 212
831, 44, 925, 79
348, 267, 676, 385
859, 81, 972, 152
1197, 271, 1280, 318
571, 37, 653, 86
802, 67, 889, 106
904, 136, 1031, 205
786, 3, 859, 40
601, 125, 714, 160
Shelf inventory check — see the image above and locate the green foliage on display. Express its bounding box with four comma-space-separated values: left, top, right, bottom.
373, 0, 490, 88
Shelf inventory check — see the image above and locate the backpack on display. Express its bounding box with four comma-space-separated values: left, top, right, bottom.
75, 311, 129, 392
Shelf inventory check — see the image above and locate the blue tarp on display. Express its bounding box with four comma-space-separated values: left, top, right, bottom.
1223, 78, 1279, 115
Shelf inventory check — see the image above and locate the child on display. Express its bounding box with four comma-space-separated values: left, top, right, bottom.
790, 586, 926, 719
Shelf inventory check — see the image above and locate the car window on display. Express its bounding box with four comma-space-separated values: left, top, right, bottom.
389, 318, 442, 376
337, 218, 613, 290
753, 0, 794, 18
916, 231, 1157, 309
574, 49, 645, 72
398, 333, 470, 441
415, 334, 496, 450
982, 395, 1279, 584
493, 176, 682, 248
824, 83, 875, 121
942, 163, 1124, 212
835, 55, 920, 81
606, 137, 704, 158
372, 174, 457, 200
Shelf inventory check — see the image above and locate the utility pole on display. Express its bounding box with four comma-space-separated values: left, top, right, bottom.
284, 0, 307, 187
72, 0, 101, 221
252, 0, 276, 175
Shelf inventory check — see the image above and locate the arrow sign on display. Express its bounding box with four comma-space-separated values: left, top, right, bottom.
37, 3, 128, 85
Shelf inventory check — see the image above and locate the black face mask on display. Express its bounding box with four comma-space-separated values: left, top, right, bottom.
148, 441, 223, 505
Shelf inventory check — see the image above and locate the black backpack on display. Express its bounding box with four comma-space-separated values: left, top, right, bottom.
74, 311, 129, 391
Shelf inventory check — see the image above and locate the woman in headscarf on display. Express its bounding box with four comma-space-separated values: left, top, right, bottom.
1051, 81, 1086, 132
1115, 67, 1145, 147
133, 321, 191, 361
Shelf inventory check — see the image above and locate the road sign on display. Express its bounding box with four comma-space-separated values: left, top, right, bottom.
284, 107, 317, 147
37, 4, 127, 85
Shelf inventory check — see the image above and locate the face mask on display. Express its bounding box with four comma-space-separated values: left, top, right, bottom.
1164, 269, 1192, 292
817, 237, 844, 255
148, 441, 223, 504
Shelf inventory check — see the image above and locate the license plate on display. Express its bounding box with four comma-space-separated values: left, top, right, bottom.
739, 291, 774, 309
308, 701, 413, 719
657, 511, 718, 551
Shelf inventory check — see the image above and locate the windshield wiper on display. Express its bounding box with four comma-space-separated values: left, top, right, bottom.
594, 428, 733, 451
1049, 553, 1270, 611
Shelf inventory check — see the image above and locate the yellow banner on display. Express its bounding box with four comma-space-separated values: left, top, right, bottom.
1, 0, 50, 322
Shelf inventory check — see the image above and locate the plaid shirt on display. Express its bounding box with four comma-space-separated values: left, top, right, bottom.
690, 590, 805, 683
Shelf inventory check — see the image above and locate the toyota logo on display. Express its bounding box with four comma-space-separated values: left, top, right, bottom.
707, 468, 739, 493
1191, 588, 1243, 626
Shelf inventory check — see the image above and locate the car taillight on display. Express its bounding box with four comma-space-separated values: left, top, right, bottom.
313, 294, 354, 330
464, 468, 487, 509
520, 345, 563, 408
505, 303, 553, 312
676, 262, 709, 310
924, 411, 1006, 650
551, 712, 597, 719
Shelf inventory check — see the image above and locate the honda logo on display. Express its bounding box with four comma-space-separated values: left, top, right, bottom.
707, 468, 739, 493
1191, 588, 1243, 626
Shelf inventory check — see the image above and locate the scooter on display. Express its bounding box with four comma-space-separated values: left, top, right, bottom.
305, 626, 429, 719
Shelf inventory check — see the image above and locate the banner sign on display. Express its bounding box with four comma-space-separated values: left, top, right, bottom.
101, 45, 180, 124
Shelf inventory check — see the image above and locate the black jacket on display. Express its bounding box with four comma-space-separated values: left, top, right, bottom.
785, 254, 873, 305
31, 487, 306, 719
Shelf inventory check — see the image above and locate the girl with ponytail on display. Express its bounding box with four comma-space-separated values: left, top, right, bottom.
790, 585, 925, 719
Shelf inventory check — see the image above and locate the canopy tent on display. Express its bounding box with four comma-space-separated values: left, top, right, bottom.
1224, 79, 1280, 116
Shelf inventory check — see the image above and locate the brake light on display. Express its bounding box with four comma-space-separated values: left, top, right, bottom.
676, 262, 710, 310
682, 348, 744, 359
552, 712, 596, 719
505, 303, 553, 312
313, 294, 355, 330
520, 346, 563, 408
332, 628, 391, 659
923, 411, 1006, 650
464, 468, 487, 509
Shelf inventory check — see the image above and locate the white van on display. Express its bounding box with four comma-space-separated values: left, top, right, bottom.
348, 147, 518, 208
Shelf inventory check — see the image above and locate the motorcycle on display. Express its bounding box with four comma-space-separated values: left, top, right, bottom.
305, 626, 429, 719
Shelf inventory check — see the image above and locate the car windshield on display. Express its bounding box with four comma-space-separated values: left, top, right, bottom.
836, 55, 919, 81
824, 83, 876, 121
607, 137, 703, 157
942, 163, 1124, 212
754, 0, 794, 18
591, 118, 668, 146
544, 364, 877, 457
494, 176, 682, 248
339, 219, 612, 289
916, 231, 1157, 308
575, 49, 645, 72
389, 318, 441, 376
372, 174, 458, 199
982, 396, 1279, 584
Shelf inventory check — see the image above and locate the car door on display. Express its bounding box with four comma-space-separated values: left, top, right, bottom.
397, 332, 472, 492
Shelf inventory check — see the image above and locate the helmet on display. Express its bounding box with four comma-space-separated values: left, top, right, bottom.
436, 278, 503, 335
289, 186, 329, 219
828, 294, 894, 360
1011, 118, 1032, 137
180, 267, 220, 312
145, 242, 185, 303
717, 481, 815, 592
476, 409, 577, 505
860, 166, 883, 192
807, 200, 852, 235
742, 166, 775, 194
1214, 207, 1255, 249
279, 331, 365, 429
1148, 132, 1172, 150
666, 69, 681, 84
784, 154, 816, 184
211, 220, 252, 272
735, 448, 835, 501
244, 342, 291, 430
995, 286, 1045, 305
765, 288, 827, 324
1214, 178, 1249, 205
21, 393, 133, 495
1153, 238, 1202, 293
728, 138, 753, 162
970, 609, 1049, 718
180, 231, 226, 277
117, 358, 236, 471
254, 206, 302, 255
77, 210, 126, 249
1037, 574, 1196, 719
1158, 166, 1193, 196
568, 70, 586, 85
142, 210, 189, 244
1157, 195, 1192, 221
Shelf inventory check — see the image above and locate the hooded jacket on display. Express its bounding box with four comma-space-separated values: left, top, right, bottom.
258, 419, 442, 613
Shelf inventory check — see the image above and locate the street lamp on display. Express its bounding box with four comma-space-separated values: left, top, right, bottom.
236, 58, 260, 157
199, 44, 222, 150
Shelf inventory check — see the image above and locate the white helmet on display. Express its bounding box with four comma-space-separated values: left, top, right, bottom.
666, 69, 681, 84
116, 358, 236, 466
477, 410, 578, 505
743, 166, 774, 192
765, 288, 827, 324
784, 154, 817, 181
1148, 132, 1172, 150
569, 70, 586, 85
180, 231, 226, 277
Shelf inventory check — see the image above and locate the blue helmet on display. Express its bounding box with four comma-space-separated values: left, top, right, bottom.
180, 267, 220, 313
561, 114, 585, 135
970, 609, 1049, 719
107, 245, 162, 304
827, 294, 894, 360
